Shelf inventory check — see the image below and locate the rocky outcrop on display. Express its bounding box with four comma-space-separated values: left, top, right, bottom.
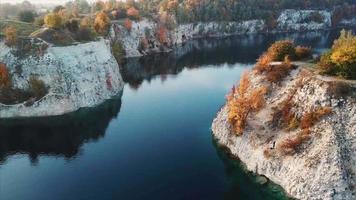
338, 18, 356, 27
0, 39, 124, 118
212, 66, 356, 200
277, 9, 332, 31
110, 19, 265, 58
110, 9, 337, 58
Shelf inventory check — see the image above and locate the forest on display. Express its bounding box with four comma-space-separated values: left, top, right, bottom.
1, 0, 355, 24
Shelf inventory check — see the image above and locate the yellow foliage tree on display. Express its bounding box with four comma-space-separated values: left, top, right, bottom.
94, 11, 111, 34
4, 26, 18, 46
44, 13, 63, 29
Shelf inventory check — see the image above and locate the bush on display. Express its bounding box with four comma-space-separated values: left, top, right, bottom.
157, 25, 168, 45
124, 18, 132, 31
227, 72, 268, 135
0, 63, 11, 90
266, 40, 296, 61
65, 19, 79, 33
278, 129, 311, 155
112, 41, 126, 64
127, 7, 139, 20
318, 30, 356, 79
29, 76, 47, 99
4, 26, 18, 47
300, 107, 332, 129
44, 13, 63, 29
77, 27, 96, 41
295, 46, 312, 60
255, 40, 299, 80
255, 56, 294, 83
18, 10, 35, 23
34, 17, 45, 27
94, 11, 110, 34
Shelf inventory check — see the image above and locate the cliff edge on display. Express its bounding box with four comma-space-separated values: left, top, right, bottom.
0, 39, 124, 118
212, 64, 356, 200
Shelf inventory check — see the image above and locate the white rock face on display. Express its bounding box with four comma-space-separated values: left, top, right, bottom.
110, 19, 265, 58
111, 9, 337, 58
277, 9, 332, 31
212, 67, 356, 200
0, 39, 124, 118
338, 18, 356, 27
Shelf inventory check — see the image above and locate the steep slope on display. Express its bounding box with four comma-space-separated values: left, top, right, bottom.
212, 66, 356, 200
0, 39, 124, 118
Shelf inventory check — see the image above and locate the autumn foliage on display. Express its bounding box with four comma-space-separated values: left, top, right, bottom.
94, 11, 111, 34
4, 26, 18, 47
124, 18, 133, 31
127, 7, 139, 20
318, 30, 356, 79
278, 129, 311, 155
227, 72, 268, 135
255, 55, 294, 83
295, 46, 312, 60
44, 13, 63, 29
0, 63, 11, 90
157, 25, 168, 44
300, 107, 332, 129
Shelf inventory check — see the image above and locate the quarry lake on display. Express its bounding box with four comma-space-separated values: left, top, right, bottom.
0, 30, 346, 200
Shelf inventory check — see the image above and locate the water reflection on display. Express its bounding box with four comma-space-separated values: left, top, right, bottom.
120, 30, 340, 90
0, 95, 122, 164
213, 140, 291, 200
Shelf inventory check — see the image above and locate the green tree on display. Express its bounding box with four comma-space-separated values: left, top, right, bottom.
18, 10, 35, 23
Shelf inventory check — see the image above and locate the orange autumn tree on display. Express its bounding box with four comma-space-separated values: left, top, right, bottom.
0, 63, 11, 90
94, 11, 111, 34
4, 26, 18, 46
127, 7, 139, 20
227, 72, 268, 135
157, 25, 168, 44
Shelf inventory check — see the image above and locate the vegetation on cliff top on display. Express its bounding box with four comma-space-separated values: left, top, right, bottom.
318, 30, 356, 79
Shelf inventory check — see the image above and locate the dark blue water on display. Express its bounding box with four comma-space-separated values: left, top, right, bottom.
0, 30, 345, 200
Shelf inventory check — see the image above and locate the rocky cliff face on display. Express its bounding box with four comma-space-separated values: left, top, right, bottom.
110, 19, 265, 58
0, 39, 124, 118
110, 9, 336, 58
212, 66, 356, 200
277, 9, 332, 31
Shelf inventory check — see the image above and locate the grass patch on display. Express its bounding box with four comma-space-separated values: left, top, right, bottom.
0, 19, 39, 37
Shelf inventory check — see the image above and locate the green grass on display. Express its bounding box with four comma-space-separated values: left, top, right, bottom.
0, 19, 39, 37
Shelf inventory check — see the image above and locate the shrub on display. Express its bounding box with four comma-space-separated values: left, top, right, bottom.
266, 40, 296, 61
65, 19, 79, 33
157, 25, 168, 45
80, 17, 92, 28
94, 11, 111, 34
44, 13, 63, 29
124, 18, 133, 31
18, 10, 36, 23
300, 107, 332, 129
77, 27, 96, 41
257, 56, 294, 83
278, 129, 311, 155
29, 76, 47, 99
255, 41, 297, 81
138, 37, 148, 52
295, 46, 312, 60
4, 26, 18, 47
112, 41, 126, 65
318, 30, 356, 79
34, 17, 45, 27
127, 7, 139, 20
0, 63, 11, 90
227, 72, 268, 135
